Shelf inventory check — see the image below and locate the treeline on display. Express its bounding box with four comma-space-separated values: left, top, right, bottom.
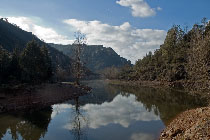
0, 40, 52, 85
0, 19, 75, 83
107, 18, 210, 90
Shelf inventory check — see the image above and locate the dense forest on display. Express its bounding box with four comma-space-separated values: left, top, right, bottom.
1, 18, 210, 91
49, 44, 132, 72
113, 19, 210, 90
0, 19, 98, 84
0, 19, 74, 82
0, 40, 52, 85
0, 19, 130, 85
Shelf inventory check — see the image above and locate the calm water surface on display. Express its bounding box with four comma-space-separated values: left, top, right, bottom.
0, 80, 207, 140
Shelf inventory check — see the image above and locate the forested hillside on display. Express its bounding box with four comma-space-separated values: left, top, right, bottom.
0, 19, 73, 70
0, 40, 52, 84
117, 19, 210, 90
49, 44, 132, 72
0, 19, 75, 82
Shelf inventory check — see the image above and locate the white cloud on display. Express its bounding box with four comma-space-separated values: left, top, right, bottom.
157, 7, 162, 11
61, 94, 160, 130
4, 16, 166, 63
131, 133, 155, 140
116, 0, 160, 18
7, 17, 73, 45
64, 19, 166, 63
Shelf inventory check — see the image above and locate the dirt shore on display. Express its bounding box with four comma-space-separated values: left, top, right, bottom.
0, 83, 91, 113
159, 107, 210, 140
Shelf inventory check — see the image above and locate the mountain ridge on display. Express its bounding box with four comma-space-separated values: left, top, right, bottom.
49, 43, 132, 72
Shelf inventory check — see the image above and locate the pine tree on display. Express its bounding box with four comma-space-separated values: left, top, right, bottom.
21, 40, 52, 83
0, 46, 11, 84
41, 45, 53, 81
9, 48, 22, 82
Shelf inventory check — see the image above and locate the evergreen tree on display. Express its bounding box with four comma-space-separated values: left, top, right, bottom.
21, 40, 52, 83
41, 45, 53, 81
0, 46, 11, 84
9, 48, 22, 82
118, 18, 210, 90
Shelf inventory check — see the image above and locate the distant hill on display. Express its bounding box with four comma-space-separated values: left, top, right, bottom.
0, 19, 72, 72
0, 19, 129, 80
49, 43, 132, 72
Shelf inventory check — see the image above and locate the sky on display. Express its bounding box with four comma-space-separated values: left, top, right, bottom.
0, 0, 210, 63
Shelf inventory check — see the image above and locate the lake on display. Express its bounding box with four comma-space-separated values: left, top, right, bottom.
0, 80, 207, 140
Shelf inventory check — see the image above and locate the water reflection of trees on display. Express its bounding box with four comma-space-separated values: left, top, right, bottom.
0, 107, 52, 140
75, 80, 119, 105
70, 97, 88, 140
110, 85, 208, 125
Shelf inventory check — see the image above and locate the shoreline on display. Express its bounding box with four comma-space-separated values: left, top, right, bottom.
107, 79, 210, 139
159, 107, 210, 140
107, 79, 210, 105
0, 83, 91, 113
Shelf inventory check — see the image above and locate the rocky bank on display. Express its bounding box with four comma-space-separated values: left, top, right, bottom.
160, 107, 210, 140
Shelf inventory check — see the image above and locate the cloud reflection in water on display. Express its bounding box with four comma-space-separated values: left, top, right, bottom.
82, 94, 160, 128
52, 94, 160, 130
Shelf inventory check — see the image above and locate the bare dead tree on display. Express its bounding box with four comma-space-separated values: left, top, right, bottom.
4, 18, 8, 22
0, 18, 8, 22
73, 31, 86, 85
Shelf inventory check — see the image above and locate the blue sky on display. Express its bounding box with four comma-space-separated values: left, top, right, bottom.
0, 0, 210, 63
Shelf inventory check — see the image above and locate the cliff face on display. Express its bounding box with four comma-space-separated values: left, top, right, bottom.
49, 43, 132, 72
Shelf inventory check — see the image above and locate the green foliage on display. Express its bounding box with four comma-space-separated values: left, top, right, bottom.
132, 25, 190, 82
186, 21, 210, 89
0, 40, 53, 85
118, 65, 135, 80
0, 46, 11, 84
0, 19, 73, 81
119, 19, 210, 90
21, 40, 52, 83
9, 48, 22, 81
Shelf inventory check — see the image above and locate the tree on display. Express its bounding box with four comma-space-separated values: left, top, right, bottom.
41, 45, 53, 81
73, 31, 86, 85
0, 40, 53, 85
9, 48, 22, 82
118, 18, 210, 90
102, 66, 120, 79
0, 46, 11, 84
21, 40, 52, 83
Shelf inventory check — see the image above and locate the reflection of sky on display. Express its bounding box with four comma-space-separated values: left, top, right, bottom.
52, 94, 160, 128
83, 94, 160, 128
48, 94, 164, 140
131, 133, 155, 140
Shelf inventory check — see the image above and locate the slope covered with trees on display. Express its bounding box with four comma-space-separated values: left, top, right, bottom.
116, 19, 210, 91
0, 19, 74, 81
49, 44, 132, 72
0, 40, 52, 85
